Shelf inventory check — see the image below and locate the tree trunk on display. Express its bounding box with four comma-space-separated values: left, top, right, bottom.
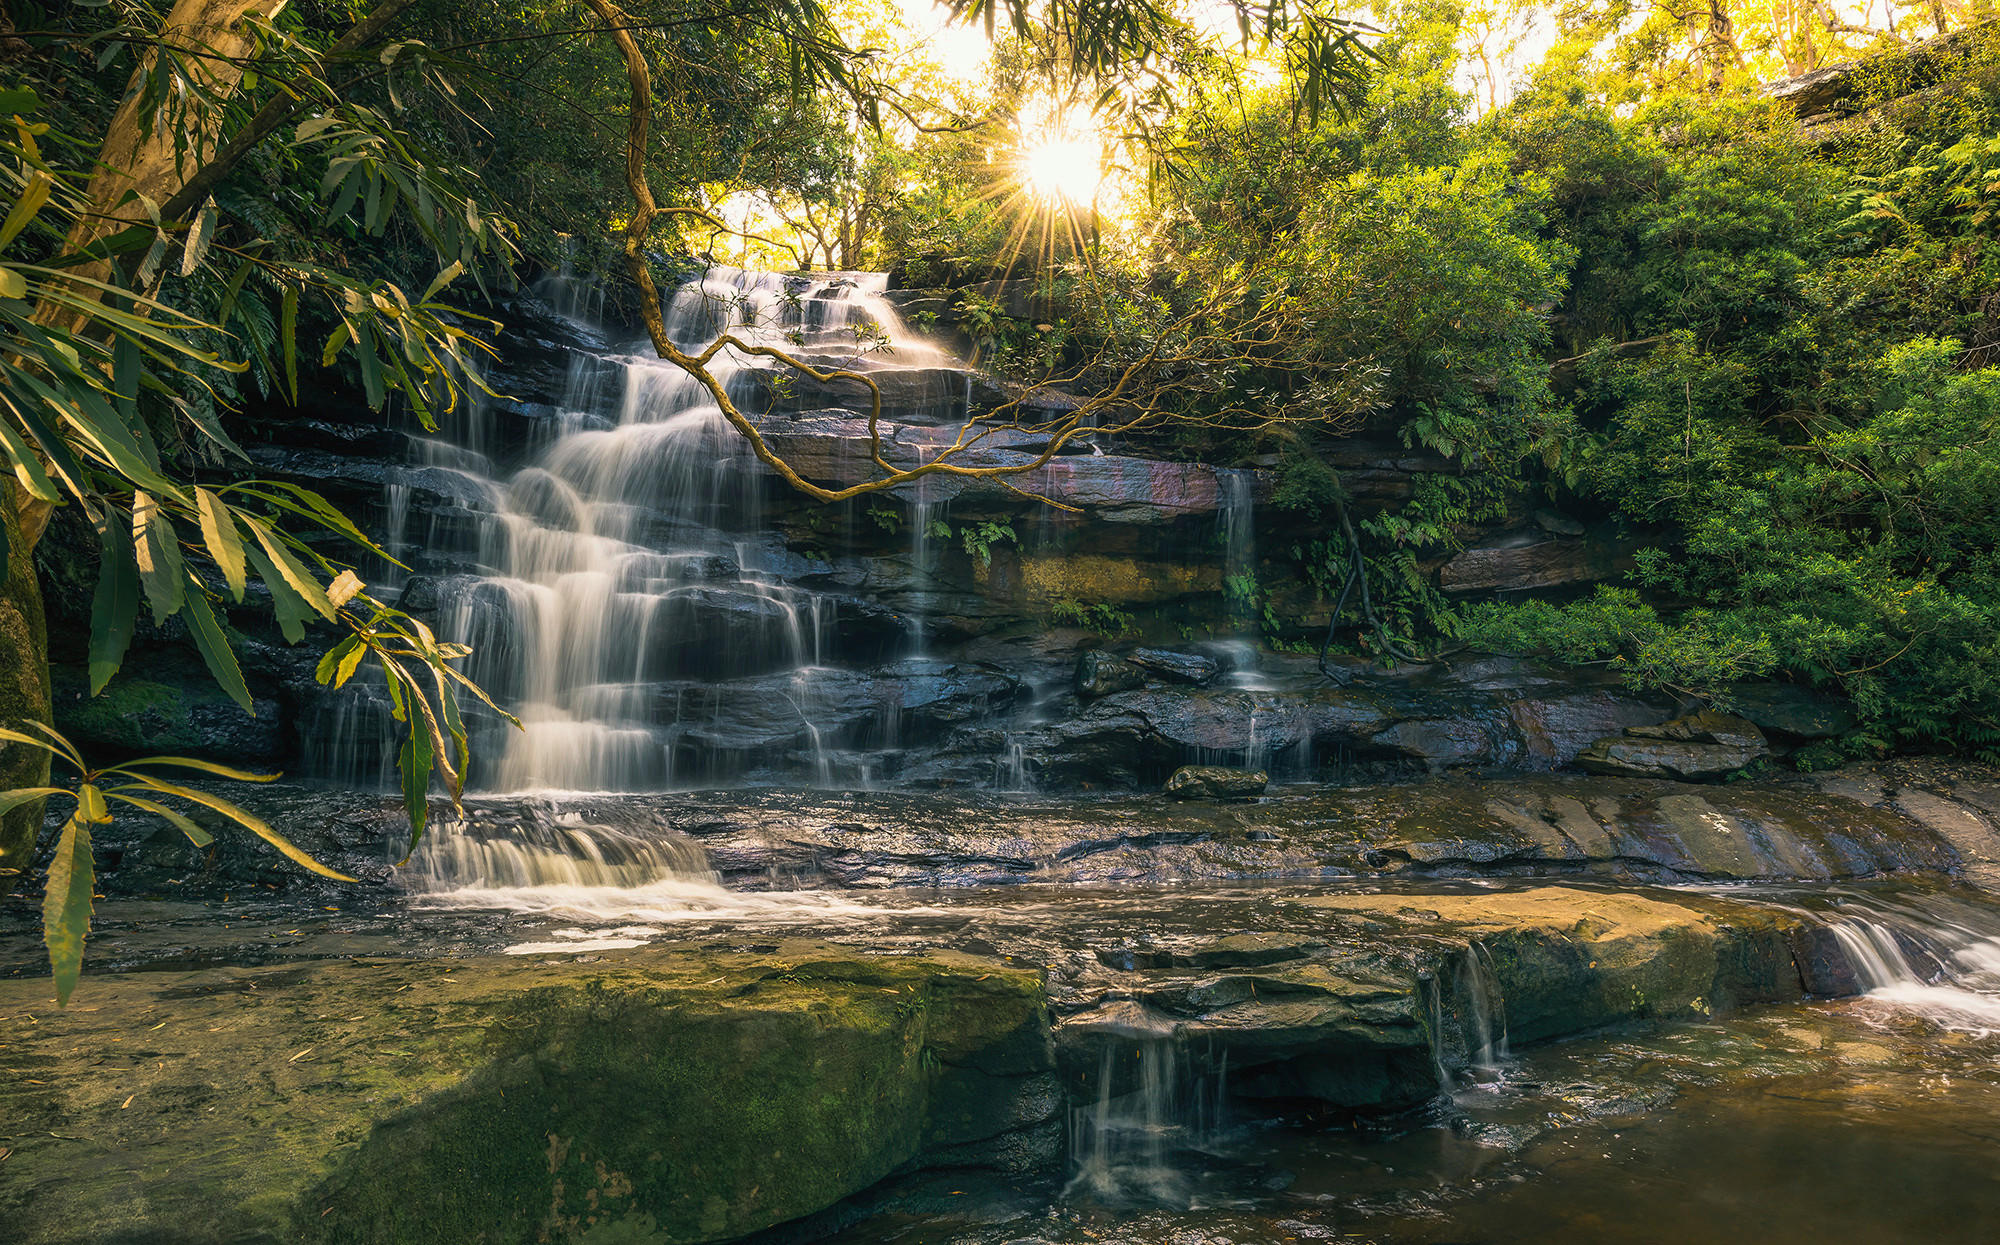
0, 482, 52, 896
39, 0, 285, 332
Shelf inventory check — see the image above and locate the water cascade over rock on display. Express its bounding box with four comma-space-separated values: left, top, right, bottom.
317, 269, 974, 791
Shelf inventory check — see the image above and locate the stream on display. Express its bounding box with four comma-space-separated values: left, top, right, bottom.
10, 265, 2000, 1241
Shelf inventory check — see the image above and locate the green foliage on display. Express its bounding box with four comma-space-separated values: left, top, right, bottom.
1458, 587, 1778, 698
0, 722, 350, 1006
957, 519, 1017, 569
1050, 596, 1137, 638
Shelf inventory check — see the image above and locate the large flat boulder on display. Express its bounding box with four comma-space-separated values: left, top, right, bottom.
0, 947, 1056, 1245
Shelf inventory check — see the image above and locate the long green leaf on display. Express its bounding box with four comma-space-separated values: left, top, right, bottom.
88, 511, 141, 694
125, 776, 353, 881
241, 515, 334, 620
280, 284, 299, 403
131, 491, 186, 623
0, 172, 52, 251
112, 755, 278, 782
0, 787, 66, 817
195, 488, 247, 601
105, 791, 213, 846
180, 584, 253, 714
244, 542, 311, 643
398, 717, 431, 850
41, 812, 93, 1006
314, 635, 362, 685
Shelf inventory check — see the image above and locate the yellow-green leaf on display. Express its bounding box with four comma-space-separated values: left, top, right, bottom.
113, 755, 279, 782
41, 813, 93, 1006
131, 491, 186, 624
0, 265, 24, 299
105, 791, 213, 847
327, 569, 364, 610
125, 776, 353, 881
76, 783, 109, 824
195, 488, 247, 601
0, 172, 52, 250
241, 515, 335, 620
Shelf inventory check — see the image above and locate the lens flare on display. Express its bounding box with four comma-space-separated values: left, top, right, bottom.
1017, 106, 1104, 208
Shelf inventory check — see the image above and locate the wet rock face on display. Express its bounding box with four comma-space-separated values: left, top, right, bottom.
1128, 648, 1220, 685
1164, 765, 1269, 799
0, 947, 1057, 1245
1075, 649, 1145, 699
1052, 886, 1824, 1116
1579, 710, 1772, 781
81, 765, 1979, 903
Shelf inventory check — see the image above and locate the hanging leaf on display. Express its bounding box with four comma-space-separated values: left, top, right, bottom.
280, 283, 300, 403
398, 715, 432, 850
314, 634, 362, 685
245, 542, 311, 643
179, 199, 219, 277
327, 569, 364, 609
195, 488, 247, 601
240, 515, 335, 619
41, 811, 94, 1007
88, 511, 141, 694
131, 491, 186, 623
0, 172, 53, 251
181, 583, 253, 714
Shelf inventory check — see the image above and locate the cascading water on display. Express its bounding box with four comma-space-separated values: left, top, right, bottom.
1456, 941, 1512, 1082
402, 802, 901, 928
321, 267, 960, 793
1826, 896, 2000, 1032
1068, 1033, 1230, 1207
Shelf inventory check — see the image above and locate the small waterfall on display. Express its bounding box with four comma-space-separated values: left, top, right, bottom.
1455, 942, 1511, 1083
994, 734, 1032, 792
1828, 904, 2000, 1032
1218, 469, 1255, 597
404, 805, 900, 924
1068, 1033, 1229, 1207
905, 479, 943, 656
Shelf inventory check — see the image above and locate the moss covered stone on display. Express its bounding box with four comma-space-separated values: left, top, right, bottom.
0, 944, 1054, 1244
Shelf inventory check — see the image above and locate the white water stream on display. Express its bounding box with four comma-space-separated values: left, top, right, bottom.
1829, 905, 2000, 1033
319, 267, 956, 794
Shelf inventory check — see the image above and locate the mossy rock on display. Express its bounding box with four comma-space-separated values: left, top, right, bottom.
0, 944, 1055, 1244
49, 666, 282, 764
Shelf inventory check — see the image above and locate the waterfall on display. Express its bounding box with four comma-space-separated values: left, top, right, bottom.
1828, 902, 2000, 1032
1218, 468, 1254, 585
1067, 1033, 1229, 1207
325, 266, 956, 793
403, 803, 901, 924
1419, 942, 1515, 1089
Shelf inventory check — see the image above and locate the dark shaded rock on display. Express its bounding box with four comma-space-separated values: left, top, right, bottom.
1075, 649, 1144, 699
1729, 684, 1856, 739
1164, 765, 1268, 799
1629, 709, 1768, 750
1129, 647, 1220, 685
50, 667, 283, 765
1439, 532, 1624, 593
679, 553, 741, 581
1507, 691, 1672, 765
1532, 509, 1586, 536
396, 574, 442, 616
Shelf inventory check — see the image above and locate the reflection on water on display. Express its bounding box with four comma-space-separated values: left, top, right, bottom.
817, 1004, 2000, 1244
